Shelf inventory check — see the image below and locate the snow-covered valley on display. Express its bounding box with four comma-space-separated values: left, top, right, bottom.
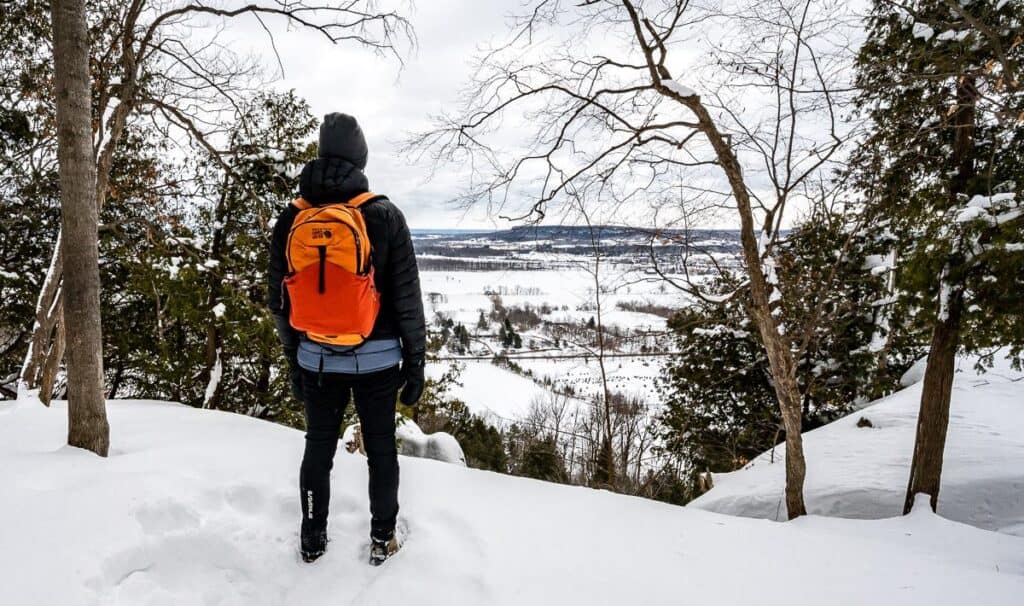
414, 227, 696, 417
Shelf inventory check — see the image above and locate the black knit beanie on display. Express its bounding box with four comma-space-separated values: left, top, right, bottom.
318, 112, 368, 170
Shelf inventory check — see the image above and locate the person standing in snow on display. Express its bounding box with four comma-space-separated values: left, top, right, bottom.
267, 113, 426, 564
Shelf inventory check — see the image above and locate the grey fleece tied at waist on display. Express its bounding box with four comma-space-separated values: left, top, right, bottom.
297, 337, 402, 375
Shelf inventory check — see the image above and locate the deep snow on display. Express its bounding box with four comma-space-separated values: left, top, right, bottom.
691, 355, 1024, 536
2, 394, 1023, 605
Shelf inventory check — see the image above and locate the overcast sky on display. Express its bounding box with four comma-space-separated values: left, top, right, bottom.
221, 1, 860, 231
244, 1, 514, 230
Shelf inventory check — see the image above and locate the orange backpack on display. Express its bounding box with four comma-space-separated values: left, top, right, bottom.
285, 192, 381, 346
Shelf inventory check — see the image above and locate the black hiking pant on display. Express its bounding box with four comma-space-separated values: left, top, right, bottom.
299, 365, 400, 541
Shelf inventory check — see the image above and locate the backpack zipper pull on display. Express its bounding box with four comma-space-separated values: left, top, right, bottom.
317, 246, 327, 294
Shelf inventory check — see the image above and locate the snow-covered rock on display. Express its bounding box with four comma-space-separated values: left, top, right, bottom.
912, 22, 935, 40
341, 416, 467, 466
899, 356, 929, 387
691, 354, 1024, 536
1, 395, 1022, 605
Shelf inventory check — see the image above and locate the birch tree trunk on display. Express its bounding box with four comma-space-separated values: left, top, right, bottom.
50, 0, 109, 456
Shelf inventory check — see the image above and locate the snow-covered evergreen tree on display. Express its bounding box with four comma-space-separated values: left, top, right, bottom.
851, 0, 1024, 512
115, 91, 316, 424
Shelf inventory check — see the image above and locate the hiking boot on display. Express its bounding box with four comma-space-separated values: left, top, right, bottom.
301, 529, 328, 563
369, 534, 400, 566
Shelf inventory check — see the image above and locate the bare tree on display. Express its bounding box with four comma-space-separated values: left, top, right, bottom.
408, 0, 860, 518
49, 0, 110, 455
572, 196, 617, 486
20, 0, 412, 402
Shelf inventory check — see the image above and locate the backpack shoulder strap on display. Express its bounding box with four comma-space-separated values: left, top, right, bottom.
291, 198, 313, 210
345, 192, 388, 208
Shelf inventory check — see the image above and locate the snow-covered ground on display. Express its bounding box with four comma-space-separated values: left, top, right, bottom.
426, 360, 556, 419
691, 355, 1024, 536
3, 396, 1023, 605
425, 356, 662, 422
544, 308, 668, 331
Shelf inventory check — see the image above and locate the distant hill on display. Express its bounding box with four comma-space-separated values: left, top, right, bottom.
413, 224, 741, 244
411, 226, 742, 270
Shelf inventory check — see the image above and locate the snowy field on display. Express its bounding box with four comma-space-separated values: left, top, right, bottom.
419, 267, 676, 330
426, 356, 663, 421
2, 396, 1023, 605
691, 355, 1024, 536
425, 360, 555, 419
420, 265, 676, 414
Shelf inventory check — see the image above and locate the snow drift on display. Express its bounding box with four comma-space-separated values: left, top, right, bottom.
2, 394, 1023, 605
691, 354, 1024, 536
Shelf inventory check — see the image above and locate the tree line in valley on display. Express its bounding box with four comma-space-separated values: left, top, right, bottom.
1, 0, 1021, 517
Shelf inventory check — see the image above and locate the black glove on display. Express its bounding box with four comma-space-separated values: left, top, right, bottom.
399, 354, 425, 406
284, 347, 303, 401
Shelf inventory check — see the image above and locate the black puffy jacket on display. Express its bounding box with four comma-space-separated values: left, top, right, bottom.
268, 157, 426, 359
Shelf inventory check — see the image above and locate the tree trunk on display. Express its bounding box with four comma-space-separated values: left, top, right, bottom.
685, 99, 808, 519
51, 0, 109, 456
39, 313, 66, 406
871, 249, 898, 399
903, 75, 977, 515
20, 249, 63, 393
753, 304, 808, 519
200, 182, 230, 408
592, 271, 616, 489
254, 356, 271, 417
624, 0, 809, 513
904, 285, 963, 514
20, 7, 137, 400
594, 249, 615, 486
108, 360, 125, 399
